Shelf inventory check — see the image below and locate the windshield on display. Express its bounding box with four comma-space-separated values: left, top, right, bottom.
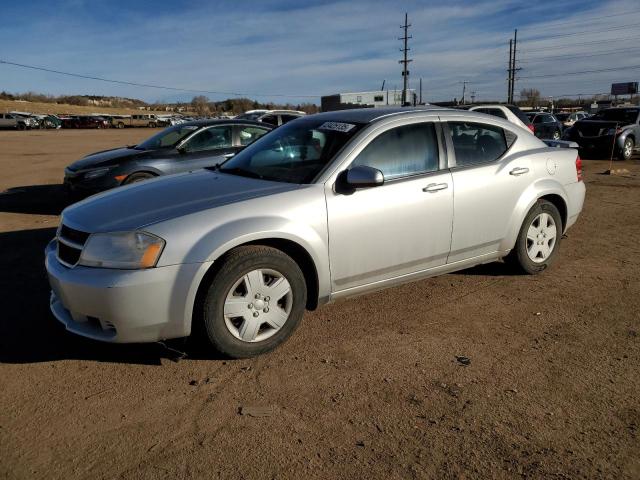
555, 113, 569, 121
136, 125, 200, 149
219, 118, 364, 183
591, 109, 639, 123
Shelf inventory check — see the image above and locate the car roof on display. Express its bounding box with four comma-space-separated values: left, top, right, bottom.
179, 119, 274, 128
305, 106, 451, 124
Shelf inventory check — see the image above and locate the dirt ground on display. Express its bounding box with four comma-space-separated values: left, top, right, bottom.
0, 129, 638, 479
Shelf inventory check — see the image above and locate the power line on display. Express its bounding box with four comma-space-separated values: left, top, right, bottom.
519, 46, 640, 63
520, 34, 640, 53
0, 59, 320, 99
520, 22, 639, 42
521, 10, 640, 30
519, 64, 640, 79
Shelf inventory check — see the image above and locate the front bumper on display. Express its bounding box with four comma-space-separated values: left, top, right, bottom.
45, 240, 202, 343
564, 133, 623, 155
63, 170, 120, 196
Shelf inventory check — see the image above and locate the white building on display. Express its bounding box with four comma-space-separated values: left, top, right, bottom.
321, 89, 417, 111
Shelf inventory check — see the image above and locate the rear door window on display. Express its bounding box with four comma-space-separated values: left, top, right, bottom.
448, 122, 509, 167
351, 123, 439, 180
237, 126, 270, 146
186, 126, 232, 152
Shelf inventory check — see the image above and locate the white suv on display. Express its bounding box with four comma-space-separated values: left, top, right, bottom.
468, 104, 534, 133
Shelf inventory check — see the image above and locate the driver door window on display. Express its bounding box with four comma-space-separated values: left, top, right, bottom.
351, 123, 439, 179
186, 126, 232, 152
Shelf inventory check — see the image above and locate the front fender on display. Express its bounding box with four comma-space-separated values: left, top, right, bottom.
499, 178, 569, 253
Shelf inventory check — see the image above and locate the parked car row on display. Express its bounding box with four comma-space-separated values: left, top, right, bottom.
0, 109, 306, 131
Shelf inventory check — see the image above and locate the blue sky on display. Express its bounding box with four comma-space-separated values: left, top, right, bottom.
1, 0, 639, 104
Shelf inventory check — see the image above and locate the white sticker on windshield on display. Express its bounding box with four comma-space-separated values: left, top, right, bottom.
318, 122, 356, 133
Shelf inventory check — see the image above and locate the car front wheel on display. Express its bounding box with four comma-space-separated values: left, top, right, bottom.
199, 246, 307, 358
619, 137, 634, 161
506, 199, 562, 274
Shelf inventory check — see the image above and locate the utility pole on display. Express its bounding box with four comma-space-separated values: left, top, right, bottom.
508, 29, 521, 103
461, 81, 468, 105
419, 77, 423, 104
507, 39, 513, 103
398, 12, 412, 106
471, 91, 476, 104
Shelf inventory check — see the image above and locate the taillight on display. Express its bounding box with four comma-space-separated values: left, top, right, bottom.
576, 155, 583, 182
527, 124, 535, 133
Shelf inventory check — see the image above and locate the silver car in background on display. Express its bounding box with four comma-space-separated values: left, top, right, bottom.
46, 107, 585, 358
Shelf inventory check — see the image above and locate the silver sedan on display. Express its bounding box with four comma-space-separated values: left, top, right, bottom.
46, 107, 585, 358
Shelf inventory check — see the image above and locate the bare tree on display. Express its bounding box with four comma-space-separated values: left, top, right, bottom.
191, 95, 210, 115
519, 88, 541, 108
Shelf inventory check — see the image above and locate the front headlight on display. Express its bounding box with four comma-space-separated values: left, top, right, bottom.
78, 231, 165, 269
83, 167, 112, 179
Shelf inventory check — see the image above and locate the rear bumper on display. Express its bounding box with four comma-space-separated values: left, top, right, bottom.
45, 240, 202, 343
565, 181, 586, 231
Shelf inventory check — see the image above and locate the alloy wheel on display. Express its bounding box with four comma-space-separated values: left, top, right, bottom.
624, 140, 633, 159
223, 268, 293, 342
526, 212, 557, 263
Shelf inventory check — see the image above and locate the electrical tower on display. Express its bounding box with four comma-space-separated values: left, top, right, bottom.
398, 13, 413, 106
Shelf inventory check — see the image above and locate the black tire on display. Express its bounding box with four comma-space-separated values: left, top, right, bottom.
17, 123, 26, 131
199, 245, 307, 358
117, 122, 125, 129
122, 172, 155, 185
619, 137, 634, 161
506, 199, 563, 275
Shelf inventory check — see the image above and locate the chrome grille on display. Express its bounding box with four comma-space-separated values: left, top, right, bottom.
57, 224, 90, 267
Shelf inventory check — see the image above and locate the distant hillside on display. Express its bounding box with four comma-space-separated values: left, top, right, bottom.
0, 98, 172, 116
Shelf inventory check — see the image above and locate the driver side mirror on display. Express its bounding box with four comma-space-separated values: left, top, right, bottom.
345, 165, 384, 188
176, 142, 189, 154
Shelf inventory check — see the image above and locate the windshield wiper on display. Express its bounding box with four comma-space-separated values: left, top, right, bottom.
219, 167, 266, 180
205, 163, 221, 171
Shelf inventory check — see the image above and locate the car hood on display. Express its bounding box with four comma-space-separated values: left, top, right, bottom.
62, 169, 299, 232
67, 147, 150, 171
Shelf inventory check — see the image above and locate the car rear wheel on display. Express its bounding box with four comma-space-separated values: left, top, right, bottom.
117, 122, 125, 129
620, 138, 634, 161
123, 172, 155, 185
506, 199, 562, 274
199, 245, 307, 358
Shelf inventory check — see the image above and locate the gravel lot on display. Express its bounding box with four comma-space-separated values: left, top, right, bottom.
0, 129, 639, 479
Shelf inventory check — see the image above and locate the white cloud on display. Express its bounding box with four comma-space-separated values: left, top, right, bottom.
0, 0, 639, 103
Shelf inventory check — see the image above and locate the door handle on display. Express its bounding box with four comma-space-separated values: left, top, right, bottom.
423, 182, 448, 193
509, 167, 529, 176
